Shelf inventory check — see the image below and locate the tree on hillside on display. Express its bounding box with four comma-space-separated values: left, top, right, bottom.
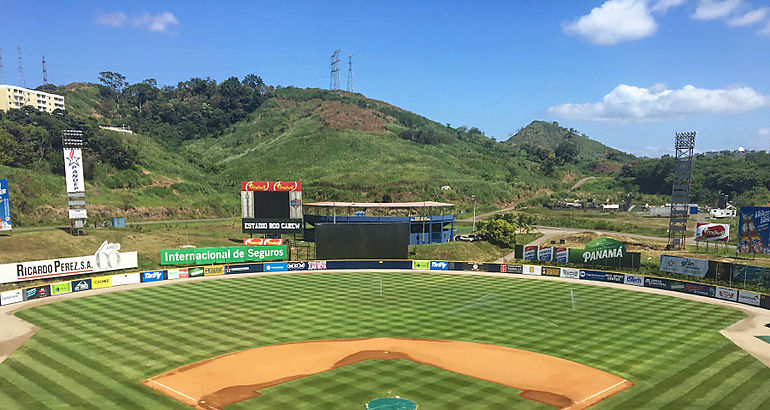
98, 71, 129, 109
125, 79, 158, 114
555, 140, 579, 164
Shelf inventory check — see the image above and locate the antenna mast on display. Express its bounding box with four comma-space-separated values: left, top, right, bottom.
42, 56, 48, 85
329, 49, 340, 91
347, 53, 354, 93
0, 48, 5, 84
17, 45, 25, 87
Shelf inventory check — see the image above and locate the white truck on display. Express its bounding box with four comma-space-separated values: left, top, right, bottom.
709, 207, 736, 219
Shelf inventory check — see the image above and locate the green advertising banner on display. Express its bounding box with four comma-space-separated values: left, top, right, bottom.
51, 281, 71, 295
568, 238, 640, 269
189, 267, 204, 277
160, 246, 287, 266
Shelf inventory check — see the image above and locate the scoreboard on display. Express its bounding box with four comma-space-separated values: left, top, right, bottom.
241, 181, 302, 234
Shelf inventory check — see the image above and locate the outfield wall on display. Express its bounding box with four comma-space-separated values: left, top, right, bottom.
1, 260, 769, 311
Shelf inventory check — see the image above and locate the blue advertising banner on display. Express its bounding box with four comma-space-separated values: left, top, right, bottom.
141, 270, 165, 282
738, 207, 770, 254
604, 273, 625, 284
671, 282, 716, 297
430, 261, 449, 270
224, 264, 262, 274
71, 279, 92, 292
263, 262, 288, 272
644, 277, 671, 290
0, 179, 11, 232
579, 270, 606, 281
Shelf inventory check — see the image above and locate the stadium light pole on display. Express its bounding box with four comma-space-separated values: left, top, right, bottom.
472, 195, 477, 233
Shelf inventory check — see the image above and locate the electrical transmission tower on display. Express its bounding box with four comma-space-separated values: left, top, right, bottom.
347, 53, 354, 92
666, 131, 696, 250
17, 45, 25, 87
42, 56, 48, 85
0, 48, 5, 84
329, 49, 341, 91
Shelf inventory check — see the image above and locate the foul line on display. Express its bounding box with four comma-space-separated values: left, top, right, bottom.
579, 379, 628, 403
149, 379, 197, 403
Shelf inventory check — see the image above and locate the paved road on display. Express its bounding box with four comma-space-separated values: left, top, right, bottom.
568, 176, 595, 192
11, 217, 234, 232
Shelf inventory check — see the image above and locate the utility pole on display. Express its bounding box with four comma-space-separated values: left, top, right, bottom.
42, 56, 48, 85
472, 195, 477, 233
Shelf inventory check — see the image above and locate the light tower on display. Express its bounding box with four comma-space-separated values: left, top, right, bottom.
42, 56, 48, 85
329, 49, 341, 91
17, 45, 25, 87
666, 131, 696, 250
347, 53, 354, 93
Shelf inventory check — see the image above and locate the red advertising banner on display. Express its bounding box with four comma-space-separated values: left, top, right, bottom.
241, 181, 302, 191
243, 238, 284, 246
696, 223, 730, 242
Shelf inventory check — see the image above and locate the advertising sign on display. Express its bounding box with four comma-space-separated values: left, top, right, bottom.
71, 279, 92, 292
264, 262, 288, 272
224, 264, 261, 274
0, 289, 23, 305
241, 218, 302, 234
644, 277, 671, 290
579, 270, 606, 282
738, 290, 761, 306
112, 272, 140, 286
542, 267, 560, 276
604, 273, 625, 284
23, 285, 50, 300
51, 281, 72, 295
677, 282, 715, 297
160, 245, 287, 266
68, 209, 88, 220
286, 262, 307, 271
507, 264, 523, 274
243, 238, 284, 246
412, 261, 429, 270
715, 287, 738, 302
0, 241, 138, 284
189, 267, 204, 278
91, 275, 112, 289
499, 264, 507, 273
63, 147, 85, 193
166, 268, 189, 279
522, 265, 541, 276
141, 270, 165, 282
523, 246, 537, 261
569, 238, 626, 265
696, 223, 730, 242
204, 265, 224, 276
308, 261, 328, 270
660, 255, 709, 278
738, 207, 770, 254
537, 247, 553, 262
430, 261, 449, 270
554, 247, 568, 263
0, 179, 11, 232
623, 275, 644, 287
560, 268, 580, 279
241, 181, 302, 191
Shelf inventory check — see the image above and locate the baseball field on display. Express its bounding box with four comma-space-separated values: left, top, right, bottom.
1, 271, 769, 409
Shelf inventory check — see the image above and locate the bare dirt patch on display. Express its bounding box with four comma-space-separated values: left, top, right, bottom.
312, 100, 392, 133
144, 337, 631, 409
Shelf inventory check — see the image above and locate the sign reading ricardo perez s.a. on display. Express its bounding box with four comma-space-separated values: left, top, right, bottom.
0, 241, 138, 284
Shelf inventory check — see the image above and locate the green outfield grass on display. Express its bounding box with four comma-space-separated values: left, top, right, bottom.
1, 272, 769, 409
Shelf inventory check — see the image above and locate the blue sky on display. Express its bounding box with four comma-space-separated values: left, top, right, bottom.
1, 0, 769, 156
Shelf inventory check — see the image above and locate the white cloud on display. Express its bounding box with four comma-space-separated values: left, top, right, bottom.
651, 0, 686, 13
133, 12, 179, 32
547, 84, 769, 121
750, 128, 770, 150
692, 0, 743, 20
727, 7, 769, 26
563, 0, 657, 45
96, 12, 128, 27
760, 22, 770, 35
96, 11, 178, 32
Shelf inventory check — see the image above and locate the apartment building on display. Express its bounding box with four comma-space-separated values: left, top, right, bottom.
0, 85, 65, 113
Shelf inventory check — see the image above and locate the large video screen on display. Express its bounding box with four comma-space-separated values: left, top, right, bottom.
315, 223, 409, 260
254, 192, 290, 218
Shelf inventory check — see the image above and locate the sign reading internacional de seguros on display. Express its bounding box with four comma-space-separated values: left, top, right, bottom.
160, 245, 287, 266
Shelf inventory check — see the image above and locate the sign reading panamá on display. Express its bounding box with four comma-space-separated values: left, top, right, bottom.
160, 245, 287, 266
568, 238, 640, 268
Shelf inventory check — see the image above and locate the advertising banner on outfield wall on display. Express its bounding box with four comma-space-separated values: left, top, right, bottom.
412, 261, 429, 270
50, 281, 72, 295
141, 270, 165, 282
604, 273, 625, 284
430, 261, 449, 270
23, 285, 51, 300
623, 275, 644, 287
189, 267, 204, 278
660, 255, 709, 278
538, 247, 553, 262
224, 264, 261, 274
715, 287, 738, 302
670, 282, 715, 298
308, 261, 328, 270
112, 272, 141, 286
560, 268, 580, 279
644, 277, 672, 290
738, 290, 761, 306
91, 275, 112, 289
166, 268, 189, 279
462, 262, 482, 271
522, 265, 541, 276
204, 266, 224, 276
0, 289, 23, 305
286, 262, 307, 271
542, 267, 560, 276
161, 245, 287, 266
71, 279, 91, 292
264, 262, 288, 272
579, 270, 606, 282
0, 179, 12, 232
0, 242, 138, 284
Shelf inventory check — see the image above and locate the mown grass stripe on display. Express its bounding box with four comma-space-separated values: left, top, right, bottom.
0, 370, 46, 409
706, 365, 770, 410
661, 349, 753, 408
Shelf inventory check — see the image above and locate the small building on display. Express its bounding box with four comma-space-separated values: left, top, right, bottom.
304, 201, 455, 245
0, 85, 65, 113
